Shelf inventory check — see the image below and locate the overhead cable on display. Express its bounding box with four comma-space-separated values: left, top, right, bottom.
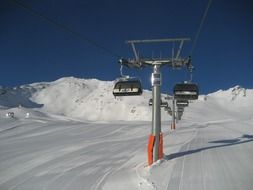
190, 0, 213, 56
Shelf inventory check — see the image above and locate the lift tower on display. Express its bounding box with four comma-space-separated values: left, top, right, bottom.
119, 38, 191, 164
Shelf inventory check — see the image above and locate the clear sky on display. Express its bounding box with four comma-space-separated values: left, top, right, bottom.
1, 0, 253, 94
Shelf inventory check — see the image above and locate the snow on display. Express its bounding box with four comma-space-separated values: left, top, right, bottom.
0, 77, 253, 190
31, 77, 155, 121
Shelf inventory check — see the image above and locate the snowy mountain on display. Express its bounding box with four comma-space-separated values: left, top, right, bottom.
0, 77, 253, 121
0, 77, 148, 121
187, 85, 253, 122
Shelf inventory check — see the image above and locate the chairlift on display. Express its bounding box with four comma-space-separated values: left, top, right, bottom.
176, 100, 189, 107
113, 77, 143, 96
164, 106, 171, 112
149, 99, 152, 106
164, 106, 172, 116
173, 83, 199, 100
177, 107, 184, 112
161, 101, 168, 107
176, 110, 183, 120
149, 99, 168, 107
177, 111, 183, 119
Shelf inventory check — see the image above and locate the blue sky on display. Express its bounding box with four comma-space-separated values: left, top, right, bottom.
1, 0, 253, 94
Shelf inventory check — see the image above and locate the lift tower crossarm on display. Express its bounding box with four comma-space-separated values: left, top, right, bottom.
124, 38, 191, 69
121, 57, 190, 69
126, 38, 190, 44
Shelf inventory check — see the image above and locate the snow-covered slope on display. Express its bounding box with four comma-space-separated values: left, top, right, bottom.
0, 77, 253, 121
0, 78, 253, 190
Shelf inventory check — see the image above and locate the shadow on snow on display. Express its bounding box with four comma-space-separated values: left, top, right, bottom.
165, 134, 253, 160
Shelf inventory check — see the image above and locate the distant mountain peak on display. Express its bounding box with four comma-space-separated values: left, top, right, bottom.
207, 85, 248, 101
230, 85, 246, 100
231, 85, 243, 91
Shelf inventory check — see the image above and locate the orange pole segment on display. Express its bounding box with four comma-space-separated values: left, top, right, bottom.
158, 133, 164, 159
147, 135, 155, 165
171, 122, 176, 130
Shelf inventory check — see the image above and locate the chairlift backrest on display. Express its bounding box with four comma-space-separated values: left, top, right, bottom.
113, 78, 142, 96
174, 83, 199, 100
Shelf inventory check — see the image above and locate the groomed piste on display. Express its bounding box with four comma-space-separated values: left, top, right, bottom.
0, 77, 253, 190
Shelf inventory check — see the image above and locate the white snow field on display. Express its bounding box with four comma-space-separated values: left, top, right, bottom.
0, 77, 253, 190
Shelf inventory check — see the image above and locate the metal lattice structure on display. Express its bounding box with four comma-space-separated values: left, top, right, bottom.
119, 38, 192, 69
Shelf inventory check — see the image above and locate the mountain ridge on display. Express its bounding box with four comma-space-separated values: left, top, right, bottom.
0, 77, 252, 121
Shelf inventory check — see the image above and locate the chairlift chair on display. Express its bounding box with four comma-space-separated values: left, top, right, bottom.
149, 99, 168, 107
177, 107, 184, 112
161, 101, 168, 108
173, 83, 199, 100
176, 100, 189, 107
177, 111, 183, 119
113, 77, 143, 96
176, 110, 183, 120
177, 111, 182, 115
149, 99, 152, 106
164, 106, 172, 116
164, 106, 171, 112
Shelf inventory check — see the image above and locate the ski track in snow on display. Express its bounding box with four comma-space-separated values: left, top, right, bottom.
0, 116, 151, 190
166, 120, 253, 190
